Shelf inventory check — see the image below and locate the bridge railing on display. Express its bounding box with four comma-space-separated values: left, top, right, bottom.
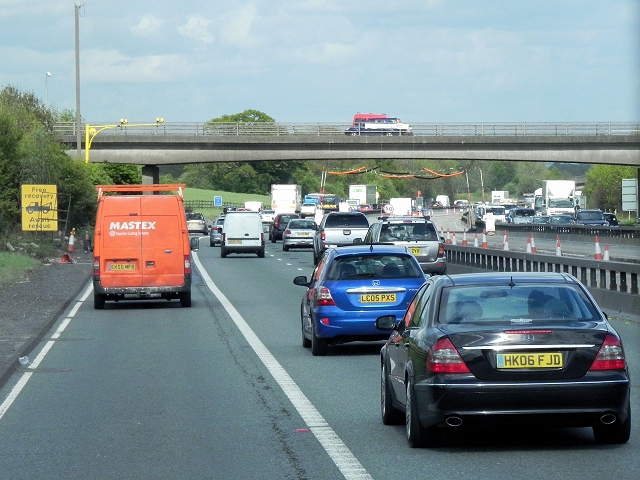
52, 122, 640, 138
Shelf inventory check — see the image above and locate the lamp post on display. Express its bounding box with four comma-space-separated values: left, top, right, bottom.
45, 72, 51, 107
479, 168, 485, 203
74, 1, 85, 159
84, 118, 165, 163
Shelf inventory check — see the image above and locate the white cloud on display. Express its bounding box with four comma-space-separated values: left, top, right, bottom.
178, 15, 214, 44
82, 49, 193, 83
131, 15, 163, 37
219, 3, 262, 48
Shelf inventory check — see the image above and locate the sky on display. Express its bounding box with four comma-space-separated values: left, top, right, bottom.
1, 0, 638, 123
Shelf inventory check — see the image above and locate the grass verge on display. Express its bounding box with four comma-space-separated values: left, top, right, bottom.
0, 252, 41, 288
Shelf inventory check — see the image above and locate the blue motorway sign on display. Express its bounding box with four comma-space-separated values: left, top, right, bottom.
213, 196, 222, 207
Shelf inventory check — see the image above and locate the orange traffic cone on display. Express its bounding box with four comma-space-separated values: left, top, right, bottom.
503, 232, 509, 251
530, 234, 537, 254
481, 230, 489, 248
526, 236, 532, 254
451, 231, 457, 246
594, 236, 603, 260
555, 235, 562, 256
67, 229, 76, 252
461, 230, 468, 246
473, 233, 479, 247
59, 253, 75, 264
445, 228, 452, 244
603, 244, 610, 261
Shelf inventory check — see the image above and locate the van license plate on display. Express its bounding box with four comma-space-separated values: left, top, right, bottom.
360, 293, 396, 303
496, 352, 563, 369
228, 239, 242, 244
109, 263, 136, 271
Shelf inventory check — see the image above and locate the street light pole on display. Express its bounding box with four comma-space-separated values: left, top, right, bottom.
479, 168, 485, 203
74, 1, 84, 159
84, 118, 165, 163
45, 72, 51, 107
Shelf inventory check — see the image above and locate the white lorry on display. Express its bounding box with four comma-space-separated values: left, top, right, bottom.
389, 198, 413, 216
348, 184, 378, 206
534, 180, 576, 216
270, 184, 302, 214
491, 191, 509, 204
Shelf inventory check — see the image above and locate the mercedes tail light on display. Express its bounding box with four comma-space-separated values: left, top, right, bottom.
426, 338, 470, 373
590, 335, 626, 371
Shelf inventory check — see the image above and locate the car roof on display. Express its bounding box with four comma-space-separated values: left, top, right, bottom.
330, 244, 413, 257
439, 271, 579, 287
377, 216, 433, 224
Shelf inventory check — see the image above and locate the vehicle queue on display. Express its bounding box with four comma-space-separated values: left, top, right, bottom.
198, 200, 632, 448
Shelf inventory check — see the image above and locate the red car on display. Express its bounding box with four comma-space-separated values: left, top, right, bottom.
359, 204, 372, 212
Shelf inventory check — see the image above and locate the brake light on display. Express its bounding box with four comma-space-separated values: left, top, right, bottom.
314, 286, 335, 306
426, 338, 470, 373
184, 255, 192, 274
437, 243, 445, 258
93, 257, 100, 280
590, 335, 626, 370
284, 229, 291, 235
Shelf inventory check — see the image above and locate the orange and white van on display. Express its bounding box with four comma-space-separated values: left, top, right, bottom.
92, 184, 198, 309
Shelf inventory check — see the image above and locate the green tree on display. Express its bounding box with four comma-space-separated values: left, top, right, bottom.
584, 165, 637, 211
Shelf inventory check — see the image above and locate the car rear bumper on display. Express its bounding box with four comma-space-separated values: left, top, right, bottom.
312, 309, 401, 340
412, 376, 631, 428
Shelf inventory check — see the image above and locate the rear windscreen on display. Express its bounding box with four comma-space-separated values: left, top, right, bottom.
437, 284, 600, 324
325, 214, 369, 228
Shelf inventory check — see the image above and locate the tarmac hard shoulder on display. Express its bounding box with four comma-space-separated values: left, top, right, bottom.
0, 256, 92, 385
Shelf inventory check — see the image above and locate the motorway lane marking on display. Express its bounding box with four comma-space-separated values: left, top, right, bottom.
192, 252, 373, 480
0, 283, 93, 421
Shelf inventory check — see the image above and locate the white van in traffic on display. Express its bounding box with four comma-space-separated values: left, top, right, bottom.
221, 211, 265, 258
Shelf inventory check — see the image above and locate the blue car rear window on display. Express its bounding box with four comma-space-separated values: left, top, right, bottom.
326, 255, 423, 280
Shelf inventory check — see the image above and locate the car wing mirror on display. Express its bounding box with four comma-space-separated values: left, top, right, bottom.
375, 315, 398, 331
293, 275, 310, 287
190, 236, 200, 251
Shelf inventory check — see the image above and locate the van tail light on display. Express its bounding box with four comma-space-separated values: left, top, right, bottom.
426, 338, 470, 373
260, 232, 264, 243
184, 255, 192, 275
93, 257, 100, 280
589, 335, 626, 370
437, 243, 445, 259
314, 286, 335, 306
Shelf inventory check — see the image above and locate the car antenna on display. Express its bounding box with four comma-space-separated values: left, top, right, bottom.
508, 276, 516, 289
369, 244, 374, 252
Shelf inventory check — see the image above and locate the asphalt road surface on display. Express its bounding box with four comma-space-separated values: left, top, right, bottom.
0, 237, 638, 479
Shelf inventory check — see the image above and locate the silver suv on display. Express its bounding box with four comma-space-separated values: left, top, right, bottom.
364, 216, 446, 274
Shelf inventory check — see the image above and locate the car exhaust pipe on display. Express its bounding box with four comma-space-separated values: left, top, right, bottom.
445, 416, 463, 427
600, 414, 617, 425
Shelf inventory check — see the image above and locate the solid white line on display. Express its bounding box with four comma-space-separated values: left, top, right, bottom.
0, 282, 93, 421
192, 253, 372, 480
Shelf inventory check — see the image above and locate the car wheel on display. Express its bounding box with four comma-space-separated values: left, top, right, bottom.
220, 247, 227, 258
210, 240, 215, 247
311, 321, 328, 356
283, 243, 289, 251
179, 291, 192, 308
381, 360, 403, 425
301, 311, 311, 348
313, 251, 319, 265
93, 292, 105, 310
257, 249, 265, 258
593, 408, 631, 444
406, 377, 440, 448
271, 233, 276, 243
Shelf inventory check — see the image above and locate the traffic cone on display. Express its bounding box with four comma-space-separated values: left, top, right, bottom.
59, 253, 75, 264
503, 230, 508, 244
594, 236, 603, 260
555, 235, 562, 256
526, 236, 532, 253
603, 244, 610, 261
461, 230, 468, 246
67, 229, 75, 252
451, 231, 457, 245
530, 234, 537, 254
445, 228, 452, 244
481, 230, 489, 248
473, 233, 479, 247
503, 232, 509, 251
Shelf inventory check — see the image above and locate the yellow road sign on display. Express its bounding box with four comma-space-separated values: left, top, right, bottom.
21, 184, 58, 231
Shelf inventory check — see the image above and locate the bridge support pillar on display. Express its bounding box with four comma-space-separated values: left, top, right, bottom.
142, 165, 159, 185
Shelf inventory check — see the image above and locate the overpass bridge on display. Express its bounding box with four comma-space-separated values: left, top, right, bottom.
54, 121, 639, 188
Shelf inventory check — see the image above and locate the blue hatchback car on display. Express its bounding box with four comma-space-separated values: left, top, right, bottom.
293, 244, 427, 356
